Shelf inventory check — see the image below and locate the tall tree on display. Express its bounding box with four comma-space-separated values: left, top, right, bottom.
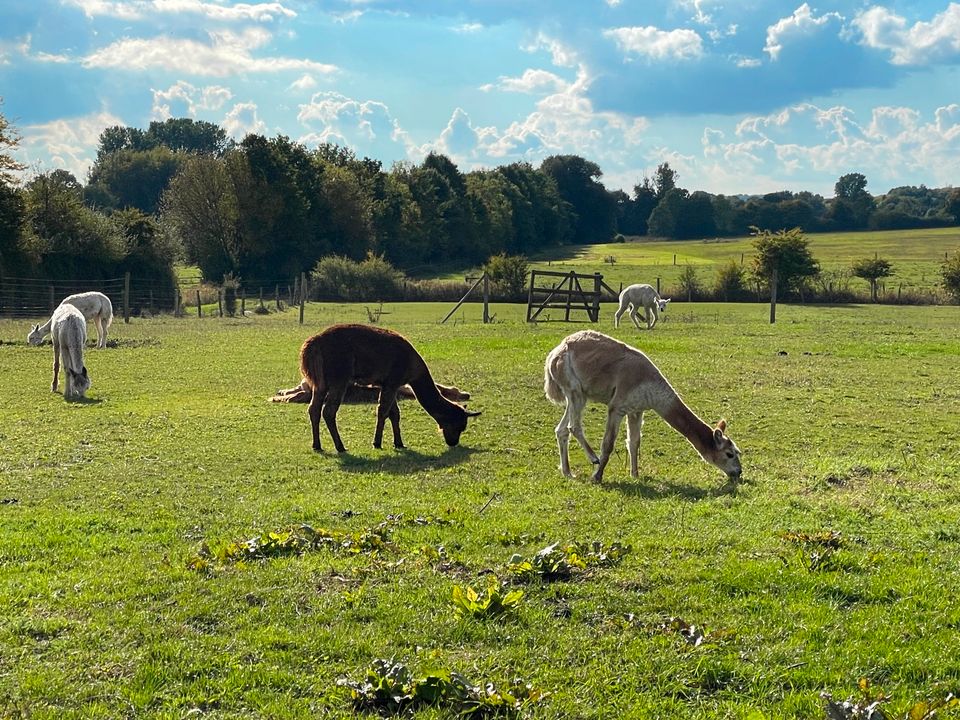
653, 162, 677, 200
751, 227, 820, 323
540, 154, 616, 244
851, 257, 894, 302
0, 99, 26, 185
941, 251, 960, 304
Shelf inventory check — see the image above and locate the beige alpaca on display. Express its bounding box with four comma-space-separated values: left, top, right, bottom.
544, 330, 741, 483
614, 283, 670, 330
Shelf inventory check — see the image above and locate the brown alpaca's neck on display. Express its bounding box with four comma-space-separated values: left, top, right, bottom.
657, 393, 714, 457
408, 371, 460, 421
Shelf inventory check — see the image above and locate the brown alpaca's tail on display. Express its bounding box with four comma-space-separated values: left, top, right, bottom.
299, 335, 325, 394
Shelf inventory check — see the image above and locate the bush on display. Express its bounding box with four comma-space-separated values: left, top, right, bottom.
222, 272, 240, 316
311, 254, 403, 302
714, 259, 748, 301
483, 253, 529, 299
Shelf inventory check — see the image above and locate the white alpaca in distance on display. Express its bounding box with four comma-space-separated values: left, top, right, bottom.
28, 291, 114, 349
49, 303, 92, 400
614, 283, 670, 330
544, 330, 741, 483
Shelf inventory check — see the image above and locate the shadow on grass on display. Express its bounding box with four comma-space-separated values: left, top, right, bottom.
63, 395, 103, 406
329, 444, 483, 474
602, 475, 742, 500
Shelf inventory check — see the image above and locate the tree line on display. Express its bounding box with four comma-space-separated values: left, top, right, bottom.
2, 109, 960, 293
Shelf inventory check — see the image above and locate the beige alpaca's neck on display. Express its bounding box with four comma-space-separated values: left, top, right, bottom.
655, 390, 715, 457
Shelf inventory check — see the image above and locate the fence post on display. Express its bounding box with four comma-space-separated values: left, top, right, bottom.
259, 287, 264, 311
299, 272, 306, 325
592, 273, 601, 323
218, 290, 223, 317
275, 285, 280, 311
482, 273, 490, 323
149, 289, 154, 315
241, 288, 246, 316
122, 272, 131, 323
196, 289, 202, 318
673, 254, 677, 266
656, 277, 661, 294
175, 288, 181, 317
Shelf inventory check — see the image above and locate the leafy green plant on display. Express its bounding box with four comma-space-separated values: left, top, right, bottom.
338, 659, 547, 717
781, 530, 845, 572
451, 577, 524, 619
507, 541, 632, 582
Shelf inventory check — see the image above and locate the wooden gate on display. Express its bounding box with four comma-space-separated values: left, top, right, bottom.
526, 270, 617, 323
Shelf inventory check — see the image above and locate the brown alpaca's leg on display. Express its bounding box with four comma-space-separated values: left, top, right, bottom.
322, 384, 348, 453
374, 387, 401, 449
308, 387, 326, 451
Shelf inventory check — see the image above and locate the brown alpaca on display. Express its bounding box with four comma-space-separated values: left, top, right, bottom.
270, 380, 470, 405
299, 324, 480, 452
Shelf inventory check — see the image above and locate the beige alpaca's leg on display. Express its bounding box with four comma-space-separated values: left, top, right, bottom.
555, 402, 575, 477
566, 396, 599, 466
592, 407, 625, 483
625, 412, 644, 478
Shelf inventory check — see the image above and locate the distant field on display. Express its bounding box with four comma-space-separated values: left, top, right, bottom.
2, 301, 960, 718
442, 227, 960, 299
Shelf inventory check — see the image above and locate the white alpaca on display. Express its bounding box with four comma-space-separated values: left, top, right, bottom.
49, 304, 92, 400
614, 283, 670, 330
544, 330, 741, 483
28, 291, 114, 349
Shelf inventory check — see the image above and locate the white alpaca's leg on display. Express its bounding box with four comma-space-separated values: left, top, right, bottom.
649, 304, 659, 329
592, 407, 625, 483
625, 412, 644, 478
51, 338, 60, 392
96, 314, 107, 348
614, 299, 629, 328
629, 305, 643, 330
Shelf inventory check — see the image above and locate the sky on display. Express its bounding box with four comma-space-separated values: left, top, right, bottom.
1, 0, 959, 198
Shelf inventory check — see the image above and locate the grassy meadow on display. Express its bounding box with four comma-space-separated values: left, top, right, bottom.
505, 227, 960, 299
2, 299, 960, 718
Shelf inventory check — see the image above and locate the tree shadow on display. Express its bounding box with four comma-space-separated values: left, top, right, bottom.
327, 444, 484, 474
601, 474, 741, 501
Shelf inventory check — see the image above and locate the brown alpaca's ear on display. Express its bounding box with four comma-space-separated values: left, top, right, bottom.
716, 419, 727, 433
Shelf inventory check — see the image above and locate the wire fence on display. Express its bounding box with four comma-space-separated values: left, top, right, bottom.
0, 274, 179, 320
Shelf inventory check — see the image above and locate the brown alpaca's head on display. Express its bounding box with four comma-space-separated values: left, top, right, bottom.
440, 406, 481, 446
707, 419, 741, 480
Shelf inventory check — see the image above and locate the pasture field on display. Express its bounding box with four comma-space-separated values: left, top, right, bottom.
2, 301, 960, 719
458, 227, 960, 299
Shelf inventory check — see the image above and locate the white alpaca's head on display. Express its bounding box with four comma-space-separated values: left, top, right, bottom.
66, 366, 91, 400
27, 324, 45, 346
657, 298, 671, 312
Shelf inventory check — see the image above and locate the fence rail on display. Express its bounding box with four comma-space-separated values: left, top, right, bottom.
0, 274, 178, 320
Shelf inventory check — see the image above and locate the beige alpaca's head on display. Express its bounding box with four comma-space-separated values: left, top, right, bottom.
705, 419, 741, 480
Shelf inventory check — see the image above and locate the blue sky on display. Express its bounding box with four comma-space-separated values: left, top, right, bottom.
2, 0, 959, 197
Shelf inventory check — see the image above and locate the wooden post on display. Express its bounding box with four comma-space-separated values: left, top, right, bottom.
769, 268, 778, 324
482, 272, 490, 324
564, 271, 574, 322
149, 289, 154, 315
275, 285, 280, 311
526, 271, 536, 322
299, 272, 306, 325
123, 272, 131, 323
592, 273, 601, 323
218, 290, 223, 317
196, 289, 202, 318
259, 287, 264, 311
175, 289, 181, 317
443, 273, 486, 324
673, 254, 677, 266
656, 277, 661, 294
49, 286, 55, 314
241, 289, 246, 315
741, 252, 744, 265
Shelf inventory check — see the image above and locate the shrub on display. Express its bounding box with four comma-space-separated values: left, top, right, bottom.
311, 253, 403, 301
942, 250, 960, 304
222, 272, 239, 316
714, 259, 748, 301
483, 253, 529, 299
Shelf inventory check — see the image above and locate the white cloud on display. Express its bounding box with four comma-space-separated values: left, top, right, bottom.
19, 110, 124, 180
62, 0, 296, 22
764, 3, 843, 61
297, 91, 413, 161
222, 101, 267, 138
698, 102, 960, 193
604, 26, 704, 61
151, 81, 233, 119
734, 56, 762, 68
82, 29, 338, 77
522, 33, 578, 68
289, 74, 318, 91
452, 23, 483, 34
481, 69, 569, 95
854, 3, 960, 66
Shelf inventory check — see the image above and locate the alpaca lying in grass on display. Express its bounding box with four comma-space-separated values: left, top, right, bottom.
270, 380, 470, 405
544, 330, 740, 483
28, 291, 114, 349
49, 303, 92, 400
299, 324, 480, 452
614, 283, 670, 330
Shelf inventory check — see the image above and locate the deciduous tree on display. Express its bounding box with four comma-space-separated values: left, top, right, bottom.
851, 257, 894, 302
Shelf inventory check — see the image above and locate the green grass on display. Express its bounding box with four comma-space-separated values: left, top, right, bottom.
2, 301, 960, 718
509, 227, 960, 297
